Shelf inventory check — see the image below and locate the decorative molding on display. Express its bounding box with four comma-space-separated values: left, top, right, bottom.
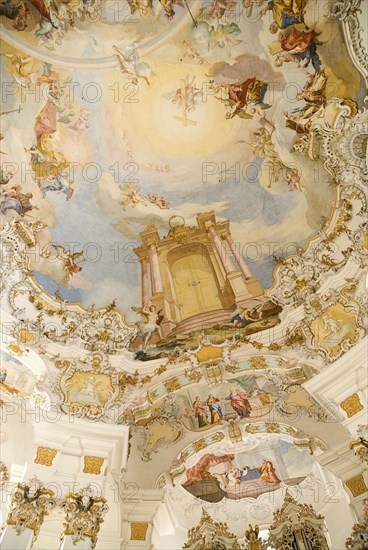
228, 420, 243, 444
0, 461, 10, 485
268, 106, 368, 312
340, 393, 364, 418
124, 359, 327, 461
34, 447, 57, 467
329, 0, 368, 86
350, 425, 368, 465
130, 395, 184, 462
0, 220, 137, 354
52, 353, 122, 420
350, 437, 368, 465
168, 425, 325, 489
83, 456, 104, 475
345, 474, 368, 497
280, 281, 367, 363
130, 522, 149, 541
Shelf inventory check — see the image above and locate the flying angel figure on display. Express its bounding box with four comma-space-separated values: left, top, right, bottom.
120, 182, 148, 209
69, 108, 91, 131
126, 0, 153, 18
46, 245, 85, 277
3, 53, 38, 88
159, 0, 183, 20
182, 41, 205, 65
132, 303, 164, 349
148, 194, 170, 209
113, 44, 154, 86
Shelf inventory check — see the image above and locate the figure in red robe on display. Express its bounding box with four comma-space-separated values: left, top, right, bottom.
274, 27, 322, 72
226, 389, 252, 417
279, 28, 320, 54
259, 460, 281, 483
225, 78, 269, 118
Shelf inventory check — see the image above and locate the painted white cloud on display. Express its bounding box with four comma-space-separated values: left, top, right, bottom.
95, 171, 229, 240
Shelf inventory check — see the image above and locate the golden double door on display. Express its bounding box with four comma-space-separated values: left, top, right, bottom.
171, 253, 222, 320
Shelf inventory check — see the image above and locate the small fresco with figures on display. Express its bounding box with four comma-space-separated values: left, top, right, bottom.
0, 350, 38, 397
174, 374, 276, 431
181, 438, 314, 502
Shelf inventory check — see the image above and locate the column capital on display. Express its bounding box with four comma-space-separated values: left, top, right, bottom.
6, 476, 57, 541
59, 485, 108, 550
205, 221, 216, 232
138, 254, 149, 264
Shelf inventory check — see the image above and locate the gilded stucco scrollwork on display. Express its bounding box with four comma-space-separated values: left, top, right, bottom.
244, 525, 268, 550
133, 396, 184, 462
268, 490, 329, 550
345, 474, 368, 498
34, 447, 57, 467
52, 353, 121, 420
350, 425, 368, 465
340, 393, 364, 418
183, 509, 240, 550
279, 280, 367, 362
345, 498, 368, 549
329, 0, 368, 85
0, 220, 137, 354
59, 485, 108, 550
5, 477, 57, 541
0, 462, 10, 486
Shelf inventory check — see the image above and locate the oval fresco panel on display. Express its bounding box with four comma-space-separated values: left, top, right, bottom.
181, 437, 314, 503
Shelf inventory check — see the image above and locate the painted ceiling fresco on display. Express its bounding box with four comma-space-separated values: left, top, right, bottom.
0, 0, 367, 532
1, 0, 365, 360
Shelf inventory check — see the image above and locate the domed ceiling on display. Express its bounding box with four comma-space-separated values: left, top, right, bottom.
0, 0, 367, 539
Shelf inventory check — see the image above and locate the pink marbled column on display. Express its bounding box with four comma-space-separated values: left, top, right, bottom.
208, 225, 234, 274
149, 243, 163, 294
225, 233, 252, 279
141, 260, 149, 306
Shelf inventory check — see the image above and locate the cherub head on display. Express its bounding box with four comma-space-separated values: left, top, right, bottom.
269, 22, 278, 34
274, 57, 283, 67
139, 4, 150, 17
